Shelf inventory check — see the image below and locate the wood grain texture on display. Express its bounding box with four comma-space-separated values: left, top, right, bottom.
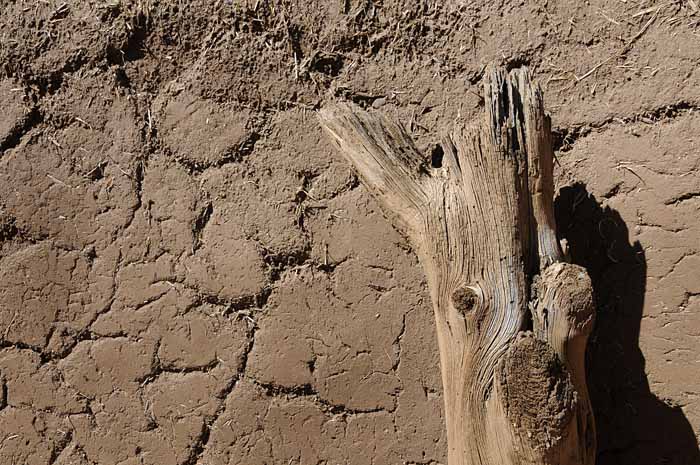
319, 66, 596, 465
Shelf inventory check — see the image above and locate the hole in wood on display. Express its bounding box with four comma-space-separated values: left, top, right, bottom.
430, 144, 444, 168
451, 285, 480, 317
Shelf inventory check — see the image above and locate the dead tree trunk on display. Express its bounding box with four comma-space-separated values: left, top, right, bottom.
318, 67, 596, 465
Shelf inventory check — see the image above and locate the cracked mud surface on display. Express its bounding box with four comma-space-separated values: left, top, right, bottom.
0, 1, 699, 464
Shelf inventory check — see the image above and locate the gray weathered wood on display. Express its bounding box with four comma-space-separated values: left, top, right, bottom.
319, 66, 596, 465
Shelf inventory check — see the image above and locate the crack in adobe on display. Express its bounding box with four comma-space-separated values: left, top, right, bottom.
173, 130, 264, 175
250, 378, 394, 416
552, 101, 700, 152
47, 429, 73, 465
665, 191, 700, 205
181, 310, 258, 465
137, 340, 223, 388
11, 48, 89, 100
189, 285, 273, 315
0, 214, 20, 242
392, 309, 411, 373
0, 339, 48, 362
260, 244, 312, 282
0, 106, 43, 155
0, 377, 7, 410
192, 202, 213, 253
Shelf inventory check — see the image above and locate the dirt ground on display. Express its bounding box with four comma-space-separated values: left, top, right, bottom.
1, 1, 699, 464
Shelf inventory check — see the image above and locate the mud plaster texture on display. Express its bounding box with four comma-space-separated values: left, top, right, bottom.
0, 1, 699, 464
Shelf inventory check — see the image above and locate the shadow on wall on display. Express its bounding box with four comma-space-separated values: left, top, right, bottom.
555, 183, 700, 465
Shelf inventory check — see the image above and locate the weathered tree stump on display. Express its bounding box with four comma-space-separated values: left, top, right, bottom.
318, 67, 596, 465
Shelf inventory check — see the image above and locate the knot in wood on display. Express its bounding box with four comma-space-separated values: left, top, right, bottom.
451, 285, 481, 317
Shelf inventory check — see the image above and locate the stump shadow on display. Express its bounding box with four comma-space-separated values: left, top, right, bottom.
555, 183, 700, 465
